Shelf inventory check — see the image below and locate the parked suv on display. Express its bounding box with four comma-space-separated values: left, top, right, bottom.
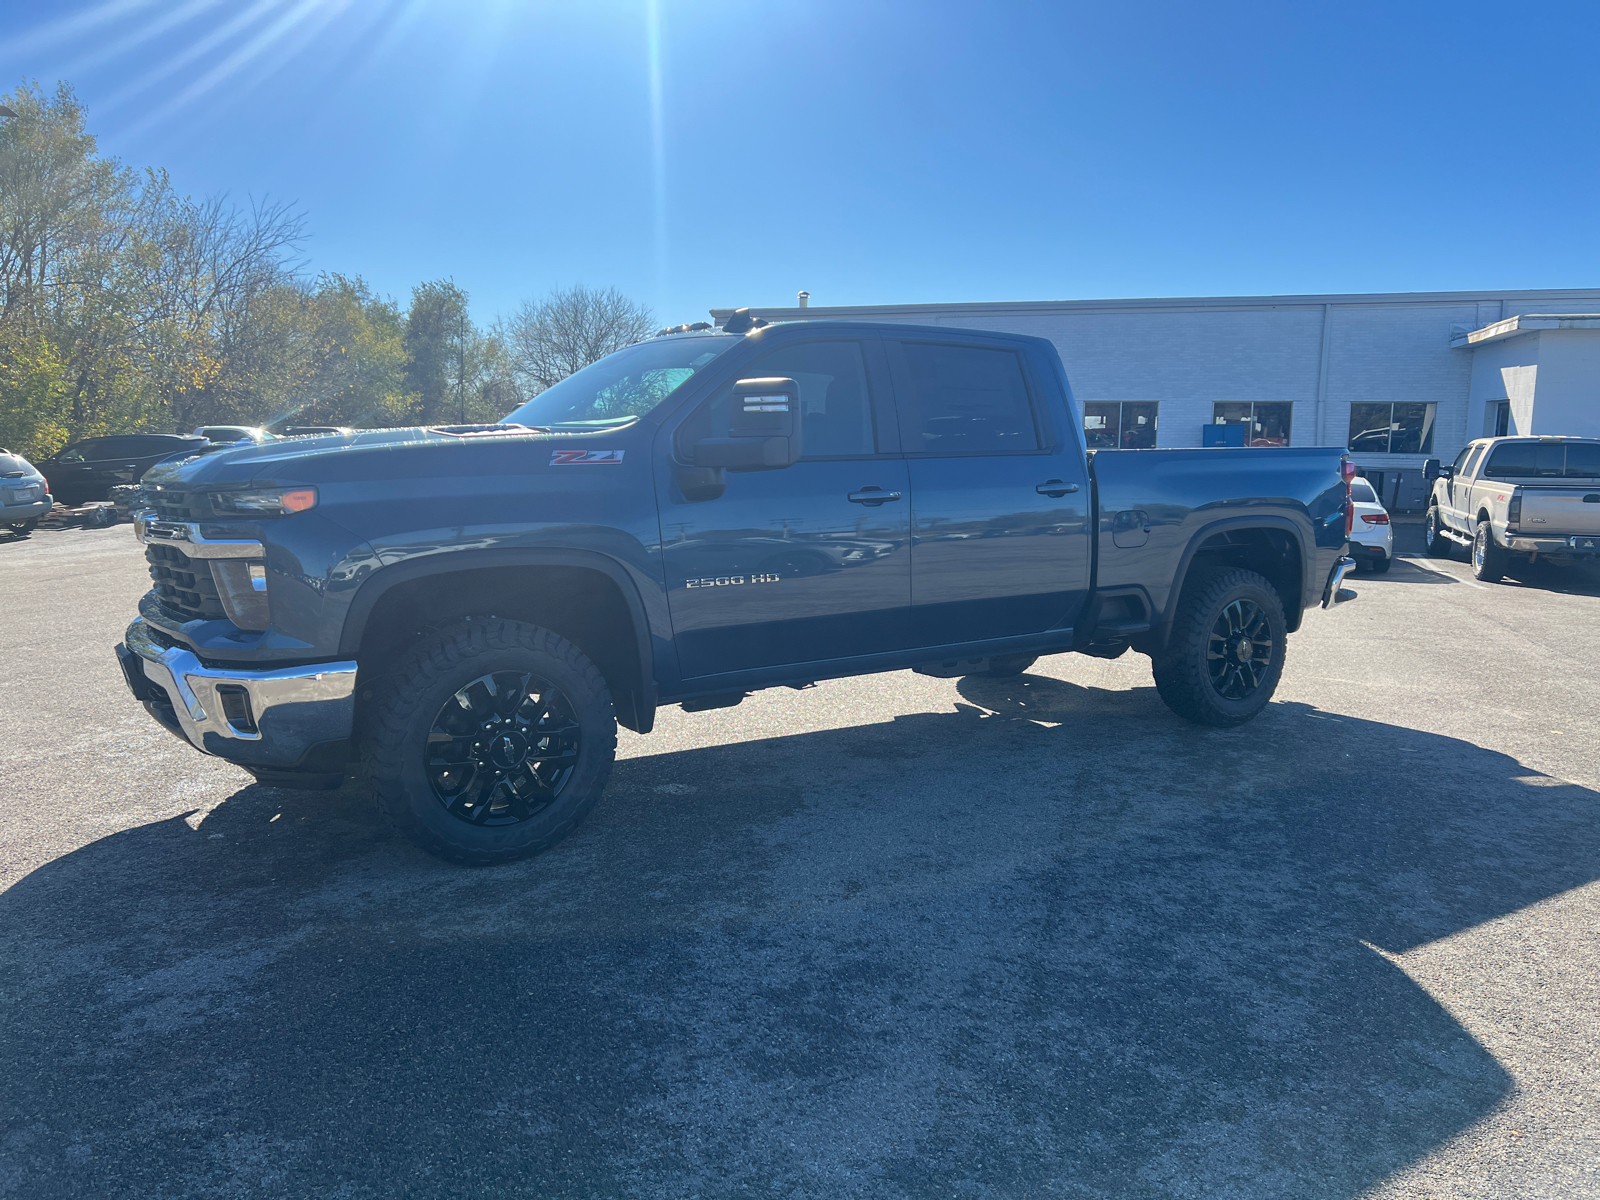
35, 434, 208, 506
1, 450, 53, 534
1424, 437, 1600, 581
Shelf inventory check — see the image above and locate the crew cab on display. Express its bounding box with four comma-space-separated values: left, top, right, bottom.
1423, 436, 1600, 582
115, 317, 1356, 864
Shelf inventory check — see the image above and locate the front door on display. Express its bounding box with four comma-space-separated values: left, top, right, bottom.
658, 335, 912, 681
884, 337, 1092, 646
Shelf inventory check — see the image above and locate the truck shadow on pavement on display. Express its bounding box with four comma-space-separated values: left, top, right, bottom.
4, 679, 1598, 1198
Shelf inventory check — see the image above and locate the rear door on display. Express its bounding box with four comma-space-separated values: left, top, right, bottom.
657, 333, 912, 681
884, 335, 1092, 646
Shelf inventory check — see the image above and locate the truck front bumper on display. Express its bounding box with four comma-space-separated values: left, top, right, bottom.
117, 617, 358, 772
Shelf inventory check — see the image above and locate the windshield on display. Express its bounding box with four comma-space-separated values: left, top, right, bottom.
502, 335, 742, 428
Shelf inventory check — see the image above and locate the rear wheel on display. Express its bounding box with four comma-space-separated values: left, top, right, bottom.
1472, 520, 1507, 583
363, 619, 617, 865
6, 519, 37, 537
1152, 567, 1286, 728
1369, 552, 1391, 574
1424, 506, 1451, 557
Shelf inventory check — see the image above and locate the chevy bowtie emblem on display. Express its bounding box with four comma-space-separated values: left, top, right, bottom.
550, 449, 625, 465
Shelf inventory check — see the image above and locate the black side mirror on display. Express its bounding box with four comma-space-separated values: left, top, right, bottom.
1423, 458, 1440, 482
692, 377, 802, 470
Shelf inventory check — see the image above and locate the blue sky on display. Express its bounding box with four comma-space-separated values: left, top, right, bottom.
3, 0, 1597, 325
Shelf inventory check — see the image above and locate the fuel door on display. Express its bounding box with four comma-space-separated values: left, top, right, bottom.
1111, 509, 1150, 548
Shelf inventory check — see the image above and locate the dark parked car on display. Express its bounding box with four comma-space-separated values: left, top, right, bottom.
36, 434, 208, 506
1, 449, 53, 535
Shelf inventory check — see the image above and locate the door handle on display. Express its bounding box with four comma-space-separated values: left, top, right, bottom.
848, 488, 902, 506
1036, 479, 1079, 497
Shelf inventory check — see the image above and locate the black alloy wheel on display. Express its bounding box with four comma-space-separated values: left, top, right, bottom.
1152, 566, 1287, 727
426, 671, 581, 826
1207, 598, 1274, 701
363, 619, 616, 865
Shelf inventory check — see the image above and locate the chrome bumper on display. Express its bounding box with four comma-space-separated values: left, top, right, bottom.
120, 617, 358, 767
1507, 535, 1600, 555
1321, 556, 1357, 608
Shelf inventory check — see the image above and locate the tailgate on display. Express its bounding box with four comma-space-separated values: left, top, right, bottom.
1519, 487, 1600, 536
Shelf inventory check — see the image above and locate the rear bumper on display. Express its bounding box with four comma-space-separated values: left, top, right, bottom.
1507, 534, 1600, 556
3, 496, 51, 521
1321, 556, 1358, 608
118, 617, 358, 769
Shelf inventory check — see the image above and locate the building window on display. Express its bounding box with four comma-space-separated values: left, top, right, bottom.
1213, 401, 1292, 446
1083, 401, 1158, 449
1492, 400, 1511, 437
1347, 402, 1436, 455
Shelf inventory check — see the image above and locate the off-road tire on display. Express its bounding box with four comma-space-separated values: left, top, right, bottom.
973, 653, 1038, 678
1425, 506, 1452, 558
1151, 567, 1287, 728
363, 619, 616, 865
1472, 520, 1506, 583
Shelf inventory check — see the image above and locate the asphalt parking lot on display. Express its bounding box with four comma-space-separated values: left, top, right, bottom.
3, 520, 1599, 1199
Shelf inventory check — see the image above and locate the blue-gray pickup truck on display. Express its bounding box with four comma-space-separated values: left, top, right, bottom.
117, 317, 1357, 863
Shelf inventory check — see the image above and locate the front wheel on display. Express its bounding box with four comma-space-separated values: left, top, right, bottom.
362, 619, 617, 865
1472, 521, 1507, 583
1424, 507, 1451, 557
1152, 567, 1287, 728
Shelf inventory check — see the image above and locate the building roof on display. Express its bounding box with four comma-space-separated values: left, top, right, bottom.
712, 287, 1600, 327
1452, 313, 1600, 348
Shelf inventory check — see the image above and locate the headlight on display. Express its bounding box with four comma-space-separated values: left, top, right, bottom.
211, 486, 317, 515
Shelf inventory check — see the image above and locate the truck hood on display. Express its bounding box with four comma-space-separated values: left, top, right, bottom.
140, 425, 573, 488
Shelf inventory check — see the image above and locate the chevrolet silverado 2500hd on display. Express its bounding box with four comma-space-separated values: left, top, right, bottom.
116, 318, 1357, 863
1423, 436, 1600, 581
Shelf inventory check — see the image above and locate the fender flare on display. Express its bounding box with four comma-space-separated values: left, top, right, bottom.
339, 547, 658, 730
1155, 514, 1317, 645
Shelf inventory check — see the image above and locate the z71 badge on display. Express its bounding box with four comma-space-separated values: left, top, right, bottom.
550, 449, 625, 466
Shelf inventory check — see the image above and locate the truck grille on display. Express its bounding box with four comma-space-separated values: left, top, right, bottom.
146, 542, 227, 622
145, 488, 209, 522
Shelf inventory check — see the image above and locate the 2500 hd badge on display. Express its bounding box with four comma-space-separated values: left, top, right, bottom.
686, 573, 781, 588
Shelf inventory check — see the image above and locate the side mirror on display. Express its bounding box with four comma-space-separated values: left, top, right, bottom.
692, 377, 801, 470
1423, 458, 1440, 482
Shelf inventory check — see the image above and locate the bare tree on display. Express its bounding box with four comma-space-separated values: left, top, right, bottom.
500, 285, 654, 396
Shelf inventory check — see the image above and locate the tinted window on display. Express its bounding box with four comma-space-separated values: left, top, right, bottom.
1565, 443, 1600, 477
894, 343, 1039, 454
677, 340, 879, 459
1350, 481, 1378, 503
1461, 445, 1486, 478
1483, 443, 1538, 478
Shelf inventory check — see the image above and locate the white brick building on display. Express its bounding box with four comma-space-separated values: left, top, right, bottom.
712, 289, 1600, 511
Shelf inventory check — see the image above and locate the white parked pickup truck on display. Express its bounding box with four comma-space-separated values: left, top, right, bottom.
1423, 436, 1600, 582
